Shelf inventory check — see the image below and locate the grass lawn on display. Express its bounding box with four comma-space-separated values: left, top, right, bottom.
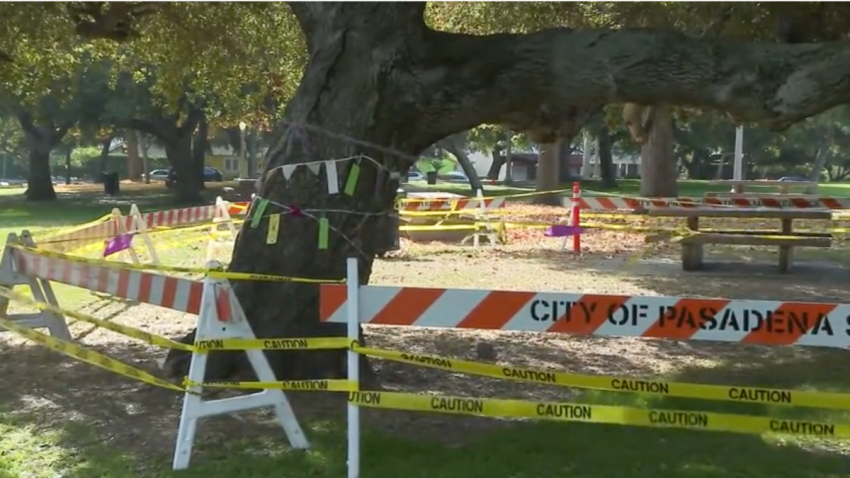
1, 184, 850, 477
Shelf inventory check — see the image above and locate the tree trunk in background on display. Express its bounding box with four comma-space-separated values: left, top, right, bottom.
247, 129, 259, 176
96, 136, 112, 180
140, 135, 151, 184
64, 148, 72, 185
192, 113, 208, 189
166, 134, 202, 203
439, 136, 483, 193
487, 149, 505, 180
557, 137, 574, 183
126, 131, 142, 181
533, 143, 561, 205
597, 124, 617, 188
639, 105, 678, 197
25, 147, 55, 201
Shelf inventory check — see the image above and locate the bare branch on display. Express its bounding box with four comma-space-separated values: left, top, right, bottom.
415, 27, 850, 143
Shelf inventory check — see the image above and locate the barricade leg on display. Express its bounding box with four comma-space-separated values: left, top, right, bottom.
172, 261, 308, 470
0, 232, 71, 340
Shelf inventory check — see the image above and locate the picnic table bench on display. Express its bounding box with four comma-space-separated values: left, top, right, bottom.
647, 208, 833, 273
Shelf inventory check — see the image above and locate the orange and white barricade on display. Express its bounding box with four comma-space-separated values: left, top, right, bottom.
320, 257, 850, 477
0, 233, 311, 470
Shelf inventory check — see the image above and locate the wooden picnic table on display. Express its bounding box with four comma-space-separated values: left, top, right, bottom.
647, 208, 833, 273
708, 179, 818, 195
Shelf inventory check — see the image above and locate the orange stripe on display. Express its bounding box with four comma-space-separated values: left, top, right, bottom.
186, 283, 203, 315
215, 285, 232, 321
161, 277, 177, 309
370, 287, 444, 325
137, 272, 152, 304
547, 294, 630, 335
116, 269, 130, 299
742, 302, 838, 346
96, 264, 110, 293
319, 284, 348, 322
640, 298, 730, 340
61, 258, 73, 285
456, 291, 537, 329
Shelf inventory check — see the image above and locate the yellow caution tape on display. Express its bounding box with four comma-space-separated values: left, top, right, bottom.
10, 244, 344, 284
37, 213, 112, 239
0, 314, 187, 393
0, 286, 195, 352
352, 345, 850, 411
399, 224, 480, 232
348, 390, 849, 438
187, 378, 355, 391
194, 336, 351, 351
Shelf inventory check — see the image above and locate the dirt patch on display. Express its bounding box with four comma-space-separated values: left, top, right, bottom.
3, 207, 850, 465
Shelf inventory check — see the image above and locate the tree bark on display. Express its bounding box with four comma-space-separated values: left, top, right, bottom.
597, 124, 617, 188
164, 3, 850, 382
192, 112, 208, 189
166, 134, 201, 203
126, 131, 142, 180
25, 147, 55, 201
64, 147, 72, 185
639, 106, 678, 197
437, 135, 483, 193
533, 143, 561, 205
17, 113, 70, 201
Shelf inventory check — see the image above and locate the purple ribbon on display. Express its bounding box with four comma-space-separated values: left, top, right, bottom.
103, 233, 134, 257
544, 225, 585, 237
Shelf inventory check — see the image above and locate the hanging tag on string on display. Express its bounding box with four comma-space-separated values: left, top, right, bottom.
343, 161, 361, 196
250, 198, 269, 228
318, 216, 329, 250
266, 214, 280, 245
325, 160, 340, 194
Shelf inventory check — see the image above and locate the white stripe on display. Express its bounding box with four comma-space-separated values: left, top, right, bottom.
356, 286, 402, 323
38, 256, 49, 280
105, 268, 120, 296
148, 274, 166, 306
69, 261, 82, 287
414, 288, 492, 328
126, 269, 142, 303
172, 279, 191, 312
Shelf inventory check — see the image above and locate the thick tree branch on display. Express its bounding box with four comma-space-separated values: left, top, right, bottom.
416, 27, 850, 143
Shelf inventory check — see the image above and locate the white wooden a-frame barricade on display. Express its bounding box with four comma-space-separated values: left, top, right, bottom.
173, 260, 309, 470
205, 197, 238, 262
109, 204, 159, 265
0, 232, 71, 340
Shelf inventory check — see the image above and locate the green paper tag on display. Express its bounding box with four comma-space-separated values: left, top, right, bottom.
250, 199, 269, 228
318, 217, 329, 249
343, 163, 360, 196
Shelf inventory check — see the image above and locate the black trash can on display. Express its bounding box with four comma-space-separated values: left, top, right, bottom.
103, 172, 120, 196
426, 171, 438, 185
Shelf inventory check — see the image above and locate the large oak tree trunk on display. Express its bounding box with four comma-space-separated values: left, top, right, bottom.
533, 143, 561, 205
25, 147, 55, 201
597, 124, 617, 188
165, 134, 202, 203
164, 3, 850, 382
639, 106, 678, 197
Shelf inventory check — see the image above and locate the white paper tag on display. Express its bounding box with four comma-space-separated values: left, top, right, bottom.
281, 164, 297, 180
325, 160, 339, 194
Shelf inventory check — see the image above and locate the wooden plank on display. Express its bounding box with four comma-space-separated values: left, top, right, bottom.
680, 233, 831, 248
647, 208, 833, 220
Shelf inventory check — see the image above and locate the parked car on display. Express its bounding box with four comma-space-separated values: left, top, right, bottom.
439, 171, 469, 182
162, 167, 224, 188
203, 167, 224, 182
778, 176, 809, 182
407, 171, 425, 182
146, 169, 170, 181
